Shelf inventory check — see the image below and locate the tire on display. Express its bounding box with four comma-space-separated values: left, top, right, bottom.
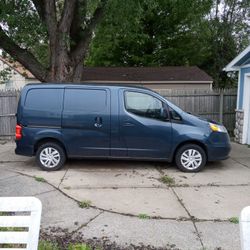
175, 144, 206, 172
36, 142, 66, 171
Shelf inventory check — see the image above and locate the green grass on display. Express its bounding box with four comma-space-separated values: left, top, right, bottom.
34, 176, 46, 182
1, 239, 92, 250
79, 200, 92, 208
229, 217, 239, 224
39, 240, 60, 250
160, 175, 175, 186
138, 213, 150, 219
0, 227, 27, 231
68, 243, 92, 250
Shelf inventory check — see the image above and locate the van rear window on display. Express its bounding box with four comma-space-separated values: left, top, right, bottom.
25, 88, 63, 111
64, 89, 107, 112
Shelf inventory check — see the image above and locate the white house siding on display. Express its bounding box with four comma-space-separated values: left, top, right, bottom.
234, 66, 250, 144
0, 60, 39, 90
25, 78, 40, 85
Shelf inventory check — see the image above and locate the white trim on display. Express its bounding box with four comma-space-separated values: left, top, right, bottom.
237, 70, 241, 109
242, 73, 250, 144
223, 45, 250, 72
241, 64, 250, 69
82, 80, 213, 84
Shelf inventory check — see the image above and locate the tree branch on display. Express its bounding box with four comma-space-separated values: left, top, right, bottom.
44, 0, 57, 37
0, 27, 48, 82
32, 0, 46, 22
59, 0, 77, 33
70, 0, 87, 47
71, 0, 108, 63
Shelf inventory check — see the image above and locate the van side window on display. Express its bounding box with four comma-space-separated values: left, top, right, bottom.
125, 91, 168, 121
25, 89, 63, 111
64, 89, 107, 112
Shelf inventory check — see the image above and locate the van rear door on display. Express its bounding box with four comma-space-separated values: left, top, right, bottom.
62, 87, 111, 157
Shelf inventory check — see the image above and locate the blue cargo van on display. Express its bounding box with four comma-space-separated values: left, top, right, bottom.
15, 84, 231, 172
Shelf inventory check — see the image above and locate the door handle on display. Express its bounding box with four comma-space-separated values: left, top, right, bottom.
123, 121, 135, 127
94, 117, 102, 128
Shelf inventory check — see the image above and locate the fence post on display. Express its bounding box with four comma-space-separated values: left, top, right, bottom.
219, 91, 224, 124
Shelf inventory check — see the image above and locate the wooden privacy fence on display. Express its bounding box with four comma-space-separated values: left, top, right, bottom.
0, 90, 19, 139
0, 88, 237, 139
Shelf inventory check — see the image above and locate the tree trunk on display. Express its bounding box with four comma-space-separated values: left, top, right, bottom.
48, 56, 83, 82
47, 31, 83, 83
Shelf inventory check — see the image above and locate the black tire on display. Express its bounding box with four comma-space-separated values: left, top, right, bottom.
175, 144, 206, 172
36, 142, 66, 171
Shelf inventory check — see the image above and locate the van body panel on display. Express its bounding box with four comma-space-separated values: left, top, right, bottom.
110, 88, 128, 157
62, 87, 111, 157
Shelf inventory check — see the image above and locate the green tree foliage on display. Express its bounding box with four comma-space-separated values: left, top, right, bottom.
201, 0, 250, 87
87, 0, 211, 66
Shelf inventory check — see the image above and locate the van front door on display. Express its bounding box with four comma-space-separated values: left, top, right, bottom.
119, 90, 172, 159
62, 88, 110, 157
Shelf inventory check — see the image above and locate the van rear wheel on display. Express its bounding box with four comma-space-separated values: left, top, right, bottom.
175, 144, 206, 172
36, 142, 66, 171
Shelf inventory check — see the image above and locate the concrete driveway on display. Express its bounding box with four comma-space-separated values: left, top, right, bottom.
0, 141, 249, 249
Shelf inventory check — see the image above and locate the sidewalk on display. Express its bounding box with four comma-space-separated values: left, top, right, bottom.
1, 141, 249, 249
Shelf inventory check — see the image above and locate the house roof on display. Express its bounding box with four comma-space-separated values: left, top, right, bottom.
81, 66, 213, 83
0, 56, 35, 79
0, 56, 213, 84
224, 45, 250, 72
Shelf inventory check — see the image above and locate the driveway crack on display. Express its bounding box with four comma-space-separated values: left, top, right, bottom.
58, 168, 69, 189
231, 157, 250, 169
72, 211, 104, 234
171, 187, 204, 248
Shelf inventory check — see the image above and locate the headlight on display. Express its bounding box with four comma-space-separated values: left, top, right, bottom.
209, 123, 227, 133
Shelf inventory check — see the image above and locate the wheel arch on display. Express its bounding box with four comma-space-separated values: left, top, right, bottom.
34, 137, 67, 156
171, 140, 207, 162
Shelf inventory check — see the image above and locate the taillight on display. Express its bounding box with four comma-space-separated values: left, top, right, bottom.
15, 125, 22, 140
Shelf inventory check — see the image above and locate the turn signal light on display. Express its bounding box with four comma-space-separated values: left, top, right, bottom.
15, 125, 22, 140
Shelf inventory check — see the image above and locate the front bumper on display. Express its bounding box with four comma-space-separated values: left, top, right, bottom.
207, 143, 231, 161
206, 132, 231, 161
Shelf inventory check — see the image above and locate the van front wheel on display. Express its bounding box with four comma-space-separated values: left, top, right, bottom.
175, 144, 206, 172
36, 142, 66, 171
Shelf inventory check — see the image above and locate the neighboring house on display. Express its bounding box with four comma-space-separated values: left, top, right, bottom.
224, 45, 250, 144
81, 66, 213, 90
0, 56, 39, 90
0, 58, 213, 90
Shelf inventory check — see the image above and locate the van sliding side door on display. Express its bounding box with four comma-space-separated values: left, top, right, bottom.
62, 87, 111, 157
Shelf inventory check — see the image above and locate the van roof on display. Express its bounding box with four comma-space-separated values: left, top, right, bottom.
25, 82, 151, 91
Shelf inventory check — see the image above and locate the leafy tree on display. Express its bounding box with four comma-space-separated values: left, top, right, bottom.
0, 0, 108, 82
201, 0, 250, 87
0, 68, 11, 84
87, 0, 212, 67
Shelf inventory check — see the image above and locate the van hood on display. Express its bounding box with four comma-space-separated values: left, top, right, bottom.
186, 112, 221, 125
